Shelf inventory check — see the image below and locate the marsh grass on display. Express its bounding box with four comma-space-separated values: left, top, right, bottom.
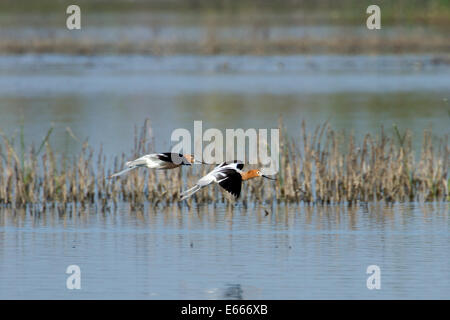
0, 119, 448, 209
3, 33, 450, 56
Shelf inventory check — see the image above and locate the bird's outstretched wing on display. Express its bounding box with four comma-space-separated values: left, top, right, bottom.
157, 153, 190, 165
216, 160, 244, 171
216, 169, 242, 198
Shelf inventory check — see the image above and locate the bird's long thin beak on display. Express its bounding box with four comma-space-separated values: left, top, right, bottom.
262, 175, 277, 180
194, 160, 209, 164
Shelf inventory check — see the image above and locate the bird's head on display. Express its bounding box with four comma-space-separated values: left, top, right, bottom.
183, 154, 207, 165
242, 169, 277, 181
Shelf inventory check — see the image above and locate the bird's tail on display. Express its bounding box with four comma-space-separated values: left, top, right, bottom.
180, 184, 201, 201
108, 166, 137, 179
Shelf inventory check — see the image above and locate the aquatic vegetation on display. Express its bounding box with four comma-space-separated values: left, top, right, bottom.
1, 1, 450, 55
2, 32, 450, 56
0, 119, 448, 208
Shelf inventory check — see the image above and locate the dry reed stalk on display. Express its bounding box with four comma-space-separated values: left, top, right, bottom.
0, 119, 448, 208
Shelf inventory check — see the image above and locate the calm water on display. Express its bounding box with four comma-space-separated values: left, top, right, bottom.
0, 202, 448, 299
0, 54, 449, 155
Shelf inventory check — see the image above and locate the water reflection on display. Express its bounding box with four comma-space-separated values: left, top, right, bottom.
0, 202, 448, 299
1, 201, 448, 231
223, 283, 244, 300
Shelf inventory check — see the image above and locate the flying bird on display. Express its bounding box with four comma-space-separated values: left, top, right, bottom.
180, 160, 276, 201
109, 152, 201, 178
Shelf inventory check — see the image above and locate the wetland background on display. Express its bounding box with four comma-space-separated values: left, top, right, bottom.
0, 0, 449, 299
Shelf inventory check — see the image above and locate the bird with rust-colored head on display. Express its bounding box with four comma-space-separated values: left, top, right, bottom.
180, 161, 276, 200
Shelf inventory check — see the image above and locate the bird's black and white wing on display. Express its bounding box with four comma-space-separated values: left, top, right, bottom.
215, 168, 242, 198
215, 160, 244, 171
125, 155, 151, 167
156, 153, 190, 165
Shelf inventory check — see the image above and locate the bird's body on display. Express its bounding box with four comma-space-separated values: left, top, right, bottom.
109, 152, 195, 178
180, 160, 275, 200
127, 153, 192, 169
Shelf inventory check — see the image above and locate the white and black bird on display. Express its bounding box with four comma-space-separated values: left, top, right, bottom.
180, 160, 276, 201
109, 152, 201, 178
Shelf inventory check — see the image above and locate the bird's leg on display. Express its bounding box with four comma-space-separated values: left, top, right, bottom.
108, 166, 137, 179
180, 185, 201, 201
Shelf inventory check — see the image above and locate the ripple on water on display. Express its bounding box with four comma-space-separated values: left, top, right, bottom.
0, 202, 448, 299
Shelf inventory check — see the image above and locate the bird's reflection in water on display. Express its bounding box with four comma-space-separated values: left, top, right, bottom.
223, 284, 243, 300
